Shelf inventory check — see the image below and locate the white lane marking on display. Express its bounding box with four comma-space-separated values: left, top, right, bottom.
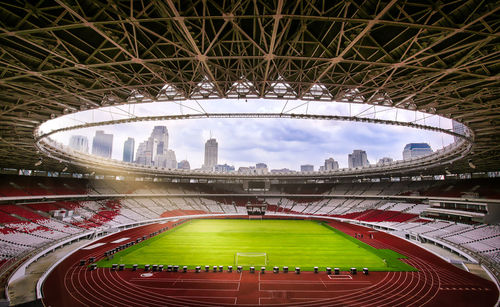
110, 237, 130, 243
81, 243, 106, 250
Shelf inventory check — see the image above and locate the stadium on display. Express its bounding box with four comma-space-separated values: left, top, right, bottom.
0, 1, 499, 306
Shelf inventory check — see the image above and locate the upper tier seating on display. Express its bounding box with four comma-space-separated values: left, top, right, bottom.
1, 174, 499, 199
25, 202, 60, 212
0, 211, 22, 224
0, 205, 47, 221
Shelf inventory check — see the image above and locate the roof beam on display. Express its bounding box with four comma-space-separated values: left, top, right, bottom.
165, 0, 225, 97
299, 0, 399, 99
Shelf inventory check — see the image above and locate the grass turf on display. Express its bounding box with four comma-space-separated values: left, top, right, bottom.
97, 219, 416, 271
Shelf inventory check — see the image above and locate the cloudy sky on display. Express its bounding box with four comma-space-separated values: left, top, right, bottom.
41, 99, 454, 170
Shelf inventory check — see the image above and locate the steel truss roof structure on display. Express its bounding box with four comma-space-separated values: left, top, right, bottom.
0, 0, 499, 176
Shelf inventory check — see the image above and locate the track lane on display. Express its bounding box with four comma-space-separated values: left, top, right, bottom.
42, 218, 499, 306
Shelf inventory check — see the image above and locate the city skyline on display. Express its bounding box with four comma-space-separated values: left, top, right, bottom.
69, 129, 438, 172
63, 117, 452, 171
49, 98, 455, 171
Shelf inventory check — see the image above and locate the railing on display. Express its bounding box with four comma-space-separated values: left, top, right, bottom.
0, 230, 95, 295
439, 237, 500, 284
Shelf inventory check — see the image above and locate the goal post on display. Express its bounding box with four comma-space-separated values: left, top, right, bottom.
235, 252, 268, 267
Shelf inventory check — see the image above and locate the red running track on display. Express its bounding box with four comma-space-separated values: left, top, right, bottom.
42, 219, 499, 306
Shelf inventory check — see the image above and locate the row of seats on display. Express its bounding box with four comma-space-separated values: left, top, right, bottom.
0, 193, 497, 268
368, 219, 500, 264
0, 205, 46, 221
334, 209, 419, 222
2, 174, 500, 199
0, 176, 87, 197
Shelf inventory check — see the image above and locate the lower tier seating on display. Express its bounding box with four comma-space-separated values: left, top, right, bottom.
0, 196, 497, 267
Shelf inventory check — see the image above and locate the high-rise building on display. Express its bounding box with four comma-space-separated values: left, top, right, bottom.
150, 126, 169, 163
255, 163, 268, 174
301, 164, 314, 172
166, 150, 177, 169
122, 137, 135, 162
135, 126, 171, 166
377, 157, 394, 165
403, 143, 433, 160
324, 158, 339, 171
155, 149, 177, 169
214, 164, 235, 173
68, 135, 89, 153
348, 150, 369, 168
177, 160, 191, 170
256, 163, 267, 169
237, 166, 251, 173
203, 138, 218, 169
91, 130, 113, 158
135, 141, 148, 164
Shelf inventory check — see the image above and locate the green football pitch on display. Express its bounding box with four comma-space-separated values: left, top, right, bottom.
97, 219, 416, 271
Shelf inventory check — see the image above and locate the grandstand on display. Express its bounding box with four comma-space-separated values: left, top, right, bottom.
0, 177, 499, 306
0, 0, 499, 306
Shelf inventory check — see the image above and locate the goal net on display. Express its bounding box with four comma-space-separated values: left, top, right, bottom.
235, 252, 268, 267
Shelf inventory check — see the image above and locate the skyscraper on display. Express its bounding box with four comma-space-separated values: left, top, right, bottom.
178, 160, 191, 170
91, 130, 113, 158
377, 157, 394, 165
256, 163, 267, 169
203, 138, 218, 169
135, 126, 173, 166
156, 149, 177, 169
150, 126, 169, 164
324, 158, 339, 171
68, 135, 89, 153
214, 163, 235, 173
348, 150, 369, 168
402, 143, 433, 160
301, 164, 314, 172
255, 163, 268, 174
165, 150, 177, 169
135, 141, 147, 164
123, 137, 135, 162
